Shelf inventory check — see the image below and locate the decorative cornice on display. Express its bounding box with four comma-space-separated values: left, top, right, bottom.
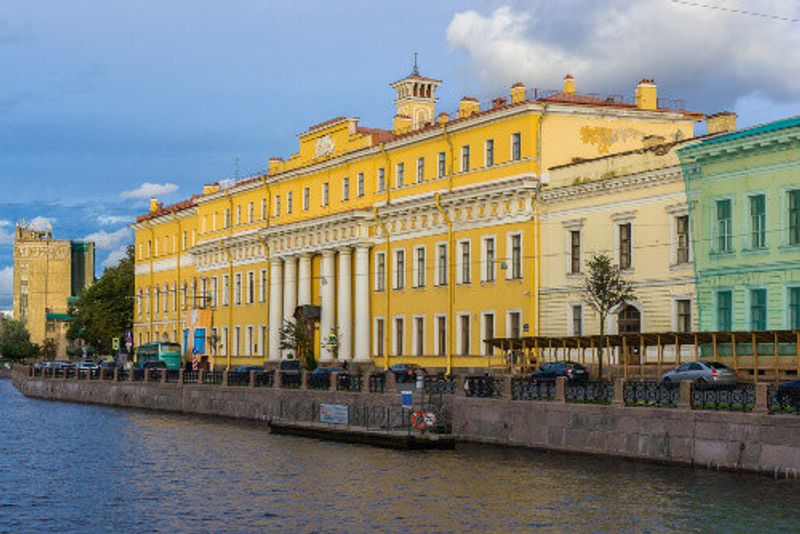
540, 166, 682, 204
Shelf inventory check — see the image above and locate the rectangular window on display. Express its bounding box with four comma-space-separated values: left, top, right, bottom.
342, 177, 350, 201
236, 205, 241, 225
676, 215, 689, 264
248, 202, 254, 223
789, 190, 800, 245
357, 172, 365, 197
221, 326, 229, 356
211, 277, 218, 308
437, 152, 446, 178
460, 241, 471, 284
572, 306, 582, 336
460, 315, 470, 356
274, 195, 281, 217
378, 168, 386, 192
415, 247, 426, 288
437, 244, 448, 285
790, 287, 800, 329
619, 223, 632, 270
394, 250, 405, 290
233, 326, 240, 355
182, 231, 187, 250
675, 299, 691, 333
395, 317, 404, 356
437, 316, 446, 356
461, 145, 470, 172
259, 269, 267, 303
485, 139, 494, 167
303, 187, 310, 211
261, 198, 267, 220
376, 318, 385, 358
510, 234, 522, 279
508, 311, 521, 339
750, 288, 767, 331
224, 208, 231, 228
511, 132, 521, 161
416, 157, 424, 183
247, 271, 255, 304
396, 162, 404, 188
483, 313, 494, 356
246, 326, 253, 355
375, 252, 386, 291
570, 230, 581, 274
717, 290, 732, 331
222, 275, 230, 306
234, 273, 242, 305
716, 199, 732, 252
484, 237, 495, 282
415, 317, 424, 356
287, 191, 293, 214
750, 194, 766, 249
322, 182, 329, 207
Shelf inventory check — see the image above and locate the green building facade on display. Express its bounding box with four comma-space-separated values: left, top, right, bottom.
678, 116, 800, 333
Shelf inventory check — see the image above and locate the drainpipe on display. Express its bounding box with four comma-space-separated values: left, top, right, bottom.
533, 105, 548, 339
148, 224, 155, 344
175, 216, 182, 358
434, 193, 454, 376
260, 175, 272, 362
223, 190, 234, 370
373, 206, 390, 371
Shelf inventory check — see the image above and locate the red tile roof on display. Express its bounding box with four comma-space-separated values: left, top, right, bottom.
136, 196, 199, 223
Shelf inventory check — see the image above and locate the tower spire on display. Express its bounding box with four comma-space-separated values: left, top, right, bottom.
411, 52, 419, 76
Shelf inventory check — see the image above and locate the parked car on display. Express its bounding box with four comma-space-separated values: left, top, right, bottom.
33, 361, 56, 369
388, 364, 426, 383
776, 380, 800, 408
233, 365, 264, 373
76, 360, 100, 371
659, 361, 737, 389
99, 361, 117, 372
52, 361, 74, 370
531, 361, 589, 382
310, 367, 345, 377
140, 360, 168, 370
278, 360, 302, 375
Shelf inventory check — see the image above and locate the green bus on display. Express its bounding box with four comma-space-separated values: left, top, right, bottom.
136, 342, 182, 370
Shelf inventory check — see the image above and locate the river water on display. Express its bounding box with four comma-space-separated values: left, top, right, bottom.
0, 380, 798, 533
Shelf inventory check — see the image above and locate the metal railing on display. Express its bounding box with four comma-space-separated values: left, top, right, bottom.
465, 376, 501, 398
227, 371, 250, 387
338, 374, 363, 392
769, 386, 800, 414
204, 371, 223, 385
166, 370, 180, 383
511, 378, 556, 401
566, 381, 614, 404
254, 371, 274, 388
369, 373, 386, 393
280, 372, 301, 389
691, 384, 755, 412
183, 371, 198, 384
425, 375, 457, 395
132, 369, 145, 382
624, 381, 679, 408
307, 373, 330, 390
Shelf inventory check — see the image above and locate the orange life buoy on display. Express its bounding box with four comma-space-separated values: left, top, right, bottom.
411, 411, 437, 430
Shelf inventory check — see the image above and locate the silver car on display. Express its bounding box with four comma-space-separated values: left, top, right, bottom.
660, 361, 738, 388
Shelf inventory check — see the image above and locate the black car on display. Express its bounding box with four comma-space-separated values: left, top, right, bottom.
776, 381, 800, 409
388, 364, 426, 383
233, 365, 264, 373
278, 359, 302, 386
99, 361, 117, 371
531, 361, 589, 382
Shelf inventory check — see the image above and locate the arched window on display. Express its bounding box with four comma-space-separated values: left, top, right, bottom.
618, 304, 641, 333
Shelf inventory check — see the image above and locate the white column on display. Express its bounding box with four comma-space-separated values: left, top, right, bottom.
268, 258, 283, 362
297, 254, 312, 306
337, 247, 352, 362
353, 245, 371, 362
283, 256, 297, 324
319, 250, 336, 363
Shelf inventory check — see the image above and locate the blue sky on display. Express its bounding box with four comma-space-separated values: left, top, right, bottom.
1, 0, 798, 309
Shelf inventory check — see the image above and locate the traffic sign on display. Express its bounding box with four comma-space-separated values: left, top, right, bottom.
112, 338, 120, 350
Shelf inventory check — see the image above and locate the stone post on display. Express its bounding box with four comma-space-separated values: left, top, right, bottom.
678, 380, 692, 409
128, 367, 135, 383
754, 383, 769, 414
385, 370, 396, 393
161, 368, 168, 384
500, 376, 512, 400
249, 370, 256, 388
222, 370, 229, 387
144, 369, 152, 383
555, 377, 567, 403
329, 372, 339, 392
179, 369, 185, 384
198, 369, 206, 385
113, 368, 119, 382
300, 369, 308, 390
456, 375, 467, 397
28, 364, 33, 377
274, 368, 282, 388
612, 378, 626, 406
363, 371, 372, 394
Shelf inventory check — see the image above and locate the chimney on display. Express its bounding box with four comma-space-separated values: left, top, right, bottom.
706, 112, 737, 135
457, 97, 480, 119
149, 198, 161, 213
268, 156, 284, 175
635, 79, 657, 111
563, 74, 575, 95
203, 184, 221, 195
436, 112, 450, 125
393, 114, 412, 134
510, 82, 526, 104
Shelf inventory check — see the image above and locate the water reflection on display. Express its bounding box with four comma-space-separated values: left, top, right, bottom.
0, 380, 798, 533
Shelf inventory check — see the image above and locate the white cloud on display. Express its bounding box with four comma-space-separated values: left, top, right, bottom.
83, 226, 131, 250
0, 220, 12, 246
102, 244, 128, 269
26, 216, 55, 232
97, 215, 132, 226
0, 265, 12, 309
446, 2, 800, 112
120, 182, 179, 200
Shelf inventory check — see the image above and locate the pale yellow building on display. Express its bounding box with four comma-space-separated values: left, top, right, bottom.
13, 223, 95, 357
133, 69, 702, 371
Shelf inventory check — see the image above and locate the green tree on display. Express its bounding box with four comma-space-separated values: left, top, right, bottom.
41, 338, 58, 357
279, 319, 316, 371
582, 253, 635, 382
67, 245, 134, 354
0, 319, 38, 360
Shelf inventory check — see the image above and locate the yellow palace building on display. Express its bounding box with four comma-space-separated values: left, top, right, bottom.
132, 65, 702, 372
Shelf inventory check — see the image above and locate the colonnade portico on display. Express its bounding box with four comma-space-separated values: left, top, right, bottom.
267, 245, 371, 365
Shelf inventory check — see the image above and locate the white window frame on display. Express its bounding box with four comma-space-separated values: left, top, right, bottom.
457, 239, 471, 285
374, 317, 385, 357
416, 157, 424, 183
433, 313, 447, 356
396, 162, 404, 188
374, 251, 386, 291
287, 191, 293, 214
233, 325, 241, 356
456, 312, 471, 356
303, 187, 310, 211
259, 269, 267, 303
234, 273, 242, 305
247, 270, 255, 304
392, 315, 405, 356
357, 172, 365, 197
222, 274, 230, 306
567, 303, 583, 336
485, 139, 494, 167
481, 235, 496, 283
413, 246, 426, 288
342, 176, 350, 201
321, 182, 329, 207
671, 296, 694, 333
506, 232, 523, 280
393, 248, 406, 290
510, 132, 521, 161
480, 311, 495, 356
666, 204, 691, 266
412, 315, 425, 356
612, 211, 636, 271
435, 241, 448, 286
460, 145, 470, 172
506, 309, 522, 339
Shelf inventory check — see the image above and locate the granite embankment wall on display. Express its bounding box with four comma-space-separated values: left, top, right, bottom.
12, 369, 800, 477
